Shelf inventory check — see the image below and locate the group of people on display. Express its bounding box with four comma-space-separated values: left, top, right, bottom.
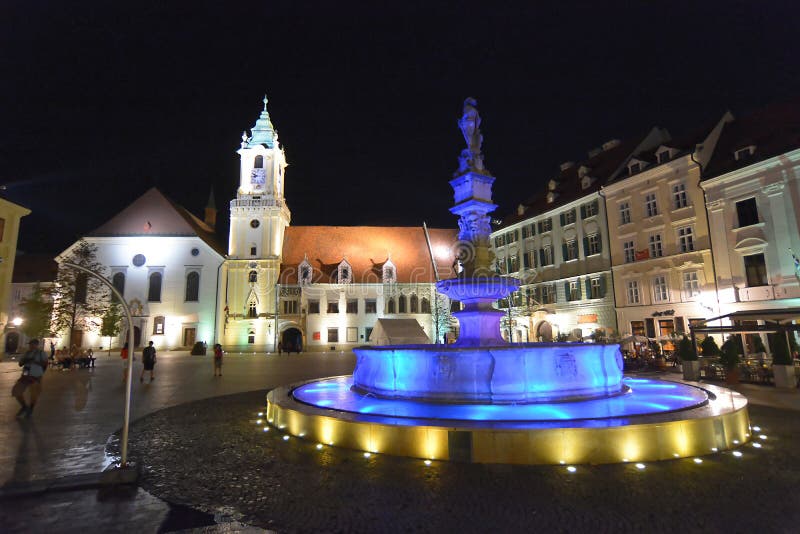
52, 343, 96, 370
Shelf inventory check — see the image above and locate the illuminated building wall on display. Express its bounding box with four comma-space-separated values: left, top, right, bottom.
0, 198, 31, 355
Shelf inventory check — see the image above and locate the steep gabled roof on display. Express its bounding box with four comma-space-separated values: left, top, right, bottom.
279, 226, 457, 284
704, 97, 800, 179
87, 187, 226, 256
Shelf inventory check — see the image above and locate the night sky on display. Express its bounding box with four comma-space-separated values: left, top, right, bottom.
2, 1, 799, 255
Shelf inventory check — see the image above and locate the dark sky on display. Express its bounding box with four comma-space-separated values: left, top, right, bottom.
2, 1, 799, 254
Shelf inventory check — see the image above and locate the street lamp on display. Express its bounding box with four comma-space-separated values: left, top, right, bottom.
62, 262, 137, 479
11, 317, 22, 326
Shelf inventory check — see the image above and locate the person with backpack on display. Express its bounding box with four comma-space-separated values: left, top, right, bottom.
140, 340, 156, 383
12, 338, 48, 418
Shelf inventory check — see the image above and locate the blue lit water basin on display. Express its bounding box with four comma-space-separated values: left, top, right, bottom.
291, 376, 709, 427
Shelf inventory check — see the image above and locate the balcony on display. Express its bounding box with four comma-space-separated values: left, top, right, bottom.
738, 285, 774, 302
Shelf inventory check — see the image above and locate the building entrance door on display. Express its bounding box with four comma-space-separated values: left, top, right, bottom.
184, 327, 197, 347
71, 329, 84, 348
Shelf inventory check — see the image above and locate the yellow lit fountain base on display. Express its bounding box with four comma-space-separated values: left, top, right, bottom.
266, 378, 750, 465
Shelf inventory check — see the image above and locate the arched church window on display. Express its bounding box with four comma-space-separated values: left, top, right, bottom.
337, 260, 352, 284
148, 272, 162, 302
382, 257, 397, 283
249, 270, 258, 283
387, 297, 396, 314
398, 295, 407, 314
421, 297, 431, 314
410, 294, 419, 313
298, 257, 312, 285
185, 271, 200, 302
112, 272, 125, 300
248, 301, 258, 318
254, 155, 264, 169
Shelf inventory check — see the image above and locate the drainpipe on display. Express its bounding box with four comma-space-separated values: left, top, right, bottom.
598, 188, 619, 335
692, 151, 723, 332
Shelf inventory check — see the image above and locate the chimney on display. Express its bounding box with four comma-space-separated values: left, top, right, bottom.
204, 188, 217, 229
559, 161, 574, 171
602, 139, 621, 151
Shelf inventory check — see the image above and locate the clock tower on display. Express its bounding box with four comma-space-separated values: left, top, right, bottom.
220, 96, 291, 350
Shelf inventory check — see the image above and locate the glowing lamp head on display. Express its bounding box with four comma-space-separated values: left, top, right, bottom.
11, 317, 22, 326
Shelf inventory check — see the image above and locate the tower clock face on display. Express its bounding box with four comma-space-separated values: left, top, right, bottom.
250, 219, 260, 228
250, 168, 266, 188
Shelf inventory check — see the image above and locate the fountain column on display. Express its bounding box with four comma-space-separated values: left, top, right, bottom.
437, 98, 520, 346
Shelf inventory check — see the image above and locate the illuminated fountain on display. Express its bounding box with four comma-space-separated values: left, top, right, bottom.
267, 99, 750, 465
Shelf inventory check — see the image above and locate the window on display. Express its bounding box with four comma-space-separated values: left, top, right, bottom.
327, 300, 339, 313
629, 162, 641, 175
153, 315, 165, 335
648, 234, 663, 258
683, 271, 701, 298
494, 235, 505, 248
677, 226, 694, 253
590, 278, 602, 299
569, 280, 581, 301
283, 300, 299, 314
659, 319, 675, 337
645, 193, 658, 217
584, 200, 598, 218
736, 198, 759, 228
254, 155, 264, 168
623, 241, 635, 263
346, 327, 358, 343
658, 150, 671, 164
540, 246, 553, 266
562, 209, 576, 226
510, 256, 519, 272
185, 271, 200, 302
744, 253, 768, 287
365, 299, 377, 313
410, 294, 419, 313
365, 327, 374, 341
586, 234, 601, 256
327, 328, 339, 343
299, 261, 312, 284
148, 272, 162, 302
308, 300, 320, 314
398, 295, 407, 313
248, 270, 258, 283
346, 299, 358, 314
672, 183, 688, 210
631, 321, 645, 336
73, 273, 88, 304
735, 146, 754, 160
540, 285, 554, 304
248, 301, 257, 318
387, 297, 396, 313
382, 262, 396, 283
564, 240, 578, 261
627, 280, 640, 304
250, 246, 257, 256
337, 261, 352, 284
112, 272, 125, 300
248, 330, 255, 344
420, 297, 431, 313
521, 224, 535, 238
619, 202, 631, 225
538, 218, 552, 233
653, 275, 669, 302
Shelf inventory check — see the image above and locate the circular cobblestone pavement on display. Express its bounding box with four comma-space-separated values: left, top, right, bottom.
112, 390, 800, 533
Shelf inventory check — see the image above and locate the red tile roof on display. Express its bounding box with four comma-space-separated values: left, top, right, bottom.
279, 226, 458, 284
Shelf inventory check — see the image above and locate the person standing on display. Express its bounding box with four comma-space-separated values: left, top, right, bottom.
141, 341, 156, 382
121, 342, 129, 382
12, 339, 48, 418
213, 343, 223, 377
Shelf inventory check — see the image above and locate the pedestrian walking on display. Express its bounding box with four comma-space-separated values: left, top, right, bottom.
11, 339, 48, 418
213, 343, 223, 376
141, 341, 156, 382
278, 341, 282, 355
121, 342, 130, 382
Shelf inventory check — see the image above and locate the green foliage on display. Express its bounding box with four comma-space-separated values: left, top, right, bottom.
752, 335, 767, 354
19, 283, 53, 340
433, 294, 452, 344
101, 302, 123, 338
771, 332, 793, 365
51, 240, 110, 345
677, 335, 697, 361
699, 336, 721, 357
719, 335, 743, 370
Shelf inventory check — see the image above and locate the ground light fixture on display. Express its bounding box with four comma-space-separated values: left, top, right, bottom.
316, 444, 323, 450
732, 451, 743, 457
693, 458, 703, 464
363, 452, 372, 458
752, 442, 762, 448
759, 434, 768, 440
424, 460, 432, 466
752, 426, 761, 432
635, 463, 646, 470
566, 466, 577, 473
282, 435, 289, 441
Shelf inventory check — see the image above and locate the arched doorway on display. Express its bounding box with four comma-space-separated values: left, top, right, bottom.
5, 332, 20, 354
133, 326, 142, 348
281, 328, 303, 354
537, 321, 553, 342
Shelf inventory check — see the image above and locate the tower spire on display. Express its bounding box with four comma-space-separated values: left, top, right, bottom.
245, 96, 276, 148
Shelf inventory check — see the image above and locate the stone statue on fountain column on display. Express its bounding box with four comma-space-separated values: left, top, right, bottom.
456, 97, 486, 175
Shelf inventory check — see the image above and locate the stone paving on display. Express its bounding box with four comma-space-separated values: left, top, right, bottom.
2, 351, 800, 532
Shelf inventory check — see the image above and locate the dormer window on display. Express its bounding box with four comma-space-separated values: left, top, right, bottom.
337, 259, 352, 284
578, 165, 591, 178
657, 149, 672, 164
628, 161, 641, 175
546, 191, 558, 204
581, 175, 595, 190
735, 146, 755, 161
548, 179, 558, 191
298, 257, 312, 285
382, 257, 397, 283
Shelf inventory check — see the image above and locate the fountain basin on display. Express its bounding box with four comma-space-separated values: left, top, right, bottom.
352, 343, 624, 403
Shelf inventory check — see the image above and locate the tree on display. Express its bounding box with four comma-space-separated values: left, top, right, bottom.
100, 301, 124, 357
51, 240, 109, 347
699, 336, 721, 357
433, 293, 452, 344
720, 335, 743, 370
19, 283, 53, 340
677, 335, 697, 361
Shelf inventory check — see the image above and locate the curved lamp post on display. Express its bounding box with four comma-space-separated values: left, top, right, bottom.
62, 261, 136, 467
